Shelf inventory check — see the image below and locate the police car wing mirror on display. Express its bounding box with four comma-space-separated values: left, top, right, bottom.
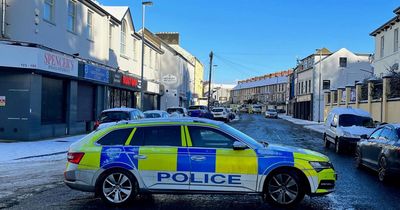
360, 134, 368, 139
233, 141, 247, 150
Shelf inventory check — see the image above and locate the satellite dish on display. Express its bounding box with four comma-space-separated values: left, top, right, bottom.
392, 63, 399, 71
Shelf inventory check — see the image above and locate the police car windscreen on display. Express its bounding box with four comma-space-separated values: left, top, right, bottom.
99, 111, 130, 123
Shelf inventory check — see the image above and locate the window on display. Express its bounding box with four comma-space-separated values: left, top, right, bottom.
308, 80, 312, 93
133, 38, 137, 59
339, 57, 347, 67
44, 0, 54, 22
41, 77, 67, 124
379, 128, 392, 141
97, 128, 133, 145
380, 36, 385, 58
109, 24, 113, 49
369, 128, 383, 140
87, 11, 93, 40
394, 28, 399, 52
323, 80, 330, 90
120, 20, 127, 55
188, 126, 236, 148
129, 126, 181, 146
67, 0, 76, 32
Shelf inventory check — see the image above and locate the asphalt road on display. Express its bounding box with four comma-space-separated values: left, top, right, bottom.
2, 114, 400, 210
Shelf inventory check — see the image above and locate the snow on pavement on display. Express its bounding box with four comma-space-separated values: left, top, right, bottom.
280, 115, 325, 134
0, 134, 86, 163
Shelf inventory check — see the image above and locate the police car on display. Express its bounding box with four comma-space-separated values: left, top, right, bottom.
64, 118, 336, 207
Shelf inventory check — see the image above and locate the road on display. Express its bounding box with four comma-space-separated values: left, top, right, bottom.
2, 114, 400, 209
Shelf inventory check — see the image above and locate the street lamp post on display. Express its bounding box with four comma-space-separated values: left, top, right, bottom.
140, 1, 153, 111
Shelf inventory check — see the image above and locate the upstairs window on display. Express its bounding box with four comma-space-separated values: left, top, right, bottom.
67, 0, 77, 32
323, 80, 330, 90
120, 20, 127, 55
380, 36, 385, 58
394, 28, 399, 52
109, 24, 113, 49
44, 0, 55, 22
339, 57, 347, 67
87, 11, 93, 40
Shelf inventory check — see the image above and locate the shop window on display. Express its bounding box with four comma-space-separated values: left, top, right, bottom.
41, 77, 67, 124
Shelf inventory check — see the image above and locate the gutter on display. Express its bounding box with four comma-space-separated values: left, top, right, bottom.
1, 0, 6, 38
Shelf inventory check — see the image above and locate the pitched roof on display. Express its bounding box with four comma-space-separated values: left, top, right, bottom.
101, 6, 129, 21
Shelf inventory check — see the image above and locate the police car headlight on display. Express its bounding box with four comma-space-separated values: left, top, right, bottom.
309, 161, 333, 172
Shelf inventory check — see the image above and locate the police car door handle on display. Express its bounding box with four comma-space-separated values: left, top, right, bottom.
191, 156, 206, 161
133, 155, 147, 160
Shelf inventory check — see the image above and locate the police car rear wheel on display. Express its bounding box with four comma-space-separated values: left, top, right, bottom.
264, 170, 305, 207
98, 169, 138, 206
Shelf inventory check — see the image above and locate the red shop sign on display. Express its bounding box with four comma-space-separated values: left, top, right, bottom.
121, 75, 138, 88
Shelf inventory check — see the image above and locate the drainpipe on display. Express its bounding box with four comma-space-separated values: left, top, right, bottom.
1, 0, 6, 38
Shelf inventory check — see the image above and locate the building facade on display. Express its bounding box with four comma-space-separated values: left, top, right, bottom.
231, 70, 292, 110
156, 32, 199, 108
292, 48, 373, 122
193, 57, 204, 104
204, 82, 235, 106
370, 7, 400, 77
0, 0, 199, 140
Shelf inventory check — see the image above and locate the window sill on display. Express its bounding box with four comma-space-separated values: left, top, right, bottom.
43, 19, 56, 26
388, 97, 400, 101
67, 29, 78, 36
120, 54, 129, 60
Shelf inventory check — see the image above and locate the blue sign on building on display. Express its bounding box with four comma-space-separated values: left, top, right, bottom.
84, 64, 110, 83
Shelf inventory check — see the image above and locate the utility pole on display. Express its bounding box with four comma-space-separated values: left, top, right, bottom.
207, 51, 213, 110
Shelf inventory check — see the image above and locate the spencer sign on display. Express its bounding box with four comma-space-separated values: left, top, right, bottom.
38, 51, 78, 77
121, 75, 139, 88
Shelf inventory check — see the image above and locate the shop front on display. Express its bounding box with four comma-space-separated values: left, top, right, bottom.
143, 81, 161, 111
294, 94, 313, 121
107, 72, 141, 110
0, 43, 80, 140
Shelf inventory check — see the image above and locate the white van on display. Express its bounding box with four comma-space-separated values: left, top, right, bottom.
324, 107, 375, 153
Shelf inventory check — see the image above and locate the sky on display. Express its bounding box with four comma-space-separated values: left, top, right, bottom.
98, 0, 399, 85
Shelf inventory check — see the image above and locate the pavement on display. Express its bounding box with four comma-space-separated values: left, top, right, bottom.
0, 135, 85, 163
279, 114, 325, 134
1, 114, 400, 209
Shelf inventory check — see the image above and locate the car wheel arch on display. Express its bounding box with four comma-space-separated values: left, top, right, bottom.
261, 166, 311, 195
94, 167, 141, 196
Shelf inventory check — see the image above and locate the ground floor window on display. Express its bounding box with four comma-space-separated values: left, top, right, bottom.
41, 77, 67, 124
77, 82, 95, 122
107, 87, 136, 109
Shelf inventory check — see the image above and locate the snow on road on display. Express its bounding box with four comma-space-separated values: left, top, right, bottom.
0, 135, 85, 163
0, 135, 86, 204
280, 115, 325, 134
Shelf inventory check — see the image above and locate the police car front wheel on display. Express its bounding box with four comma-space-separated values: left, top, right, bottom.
97, 169, 138, 206
263, 170, 305, 207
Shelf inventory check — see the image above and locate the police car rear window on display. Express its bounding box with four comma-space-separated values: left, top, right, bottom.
130, 126, 181, 146
97, 128, 133, 145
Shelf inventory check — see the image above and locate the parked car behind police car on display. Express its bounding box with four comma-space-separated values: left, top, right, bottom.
355, 124, 400, 182
94, 108, 145, 130
324, 107, 375, 153
64, 118, 336, 207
